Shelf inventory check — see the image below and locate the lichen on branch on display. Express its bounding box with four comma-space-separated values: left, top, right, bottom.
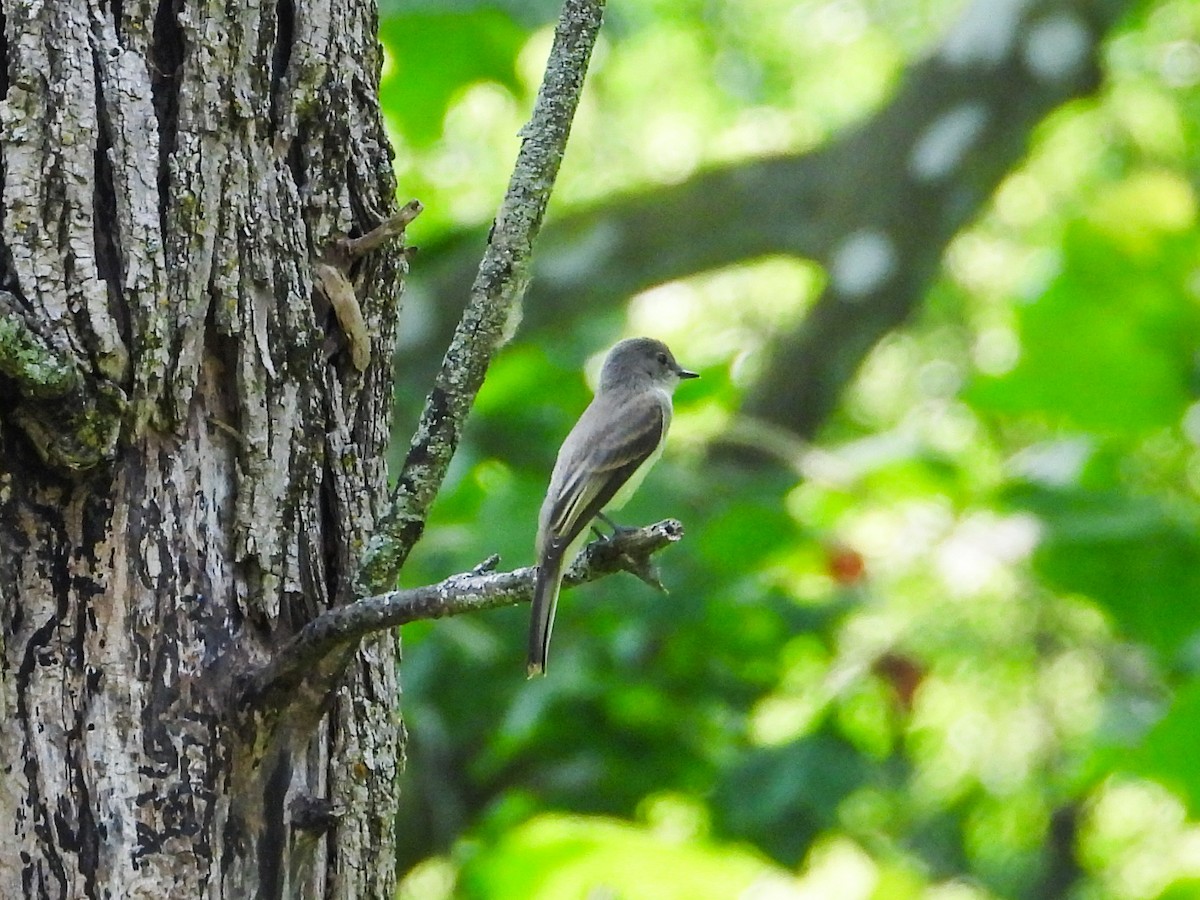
246, 518, 682, 706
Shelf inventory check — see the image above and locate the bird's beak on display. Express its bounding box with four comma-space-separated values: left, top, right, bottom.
676, 366, 699, 379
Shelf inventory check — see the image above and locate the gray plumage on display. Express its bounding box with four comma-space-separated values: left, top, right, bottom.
528, 337, 698, 676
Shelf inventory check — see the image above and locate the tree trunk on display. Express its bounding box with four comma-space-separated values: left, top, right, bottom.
0, 1, 406, 897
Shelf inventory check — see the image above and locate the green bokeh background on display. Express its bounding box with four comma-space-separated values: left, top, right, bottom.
377, 1, 1200, 897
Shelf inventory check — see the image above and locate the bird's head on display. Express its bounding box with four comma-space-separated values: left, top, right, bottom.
599, 337, 699, 393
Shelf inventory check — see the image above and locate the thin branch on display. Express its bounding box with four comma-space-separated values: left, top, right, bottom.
317, 201, 425, 372
245, 518, 682, 704
330, 199, 424, 263
359, 0, 607, 592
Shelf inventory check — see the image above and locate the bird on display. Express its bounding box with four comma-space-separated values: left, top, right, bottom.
527, 337, 698, 676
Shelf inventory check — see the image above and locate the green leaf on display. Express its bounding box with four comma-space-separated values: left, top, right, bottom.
695, 500, 797, 571
1115, 679, 1200, 815
1017, 485, 1200, 658
379, 11, 528, 145
380, 0, 561, 26
969, 215, 1199, 436
712, 734, 872, 864
459, 813, 785, 900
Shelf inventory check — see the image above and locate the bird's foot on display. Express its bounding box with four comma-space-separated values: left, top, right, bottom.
597, 512, 637, 537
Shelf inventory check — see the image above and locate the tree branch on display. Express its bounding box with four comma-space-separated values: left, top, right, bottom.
744, 0, 1129, 439
246, 518, 683, 705
359, 0, 607, 592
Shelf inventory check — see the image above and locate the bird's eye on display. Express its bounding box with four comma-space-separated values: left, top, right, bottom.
656, 352, 668, 365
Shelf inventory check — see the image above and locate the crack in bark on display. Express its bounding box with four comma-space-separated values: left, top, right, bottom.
109, 0, 124, 40
151, 0, 184, 236
317, 453, 340, 621
285, 131, 307, 193
269, 0, 295, 136
65, 742, 99, 898
0, 7, 8, 110
89, 38, 129, 367
15, 509, 71, 898
259, 753, 291, 900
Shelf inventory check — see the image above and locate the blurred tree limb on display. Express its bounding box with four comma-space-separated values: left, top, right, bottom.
405, 0, 1133, 440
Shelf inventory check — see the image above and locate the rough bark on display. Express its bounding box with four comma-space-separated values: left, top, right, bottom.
0, 1, 405, 897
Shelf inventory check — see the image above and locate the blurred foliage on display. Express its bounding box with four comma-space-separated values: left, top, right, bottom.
380, 0, 1200, 898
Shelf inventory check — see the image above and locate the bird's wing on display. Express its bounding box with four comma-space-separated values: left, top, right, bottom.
541, 392, 666, 553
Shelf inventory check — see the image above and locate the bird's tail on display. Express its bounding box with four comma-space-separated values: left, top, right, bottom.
527, 552, 564, 677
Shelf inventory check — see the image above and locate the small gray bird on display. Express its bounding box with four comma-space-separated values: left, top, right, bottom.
528, 337, 698, 676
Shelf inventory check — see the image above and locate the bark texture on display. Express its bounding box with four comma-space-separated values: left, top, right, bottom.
0, 1, 406, 897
